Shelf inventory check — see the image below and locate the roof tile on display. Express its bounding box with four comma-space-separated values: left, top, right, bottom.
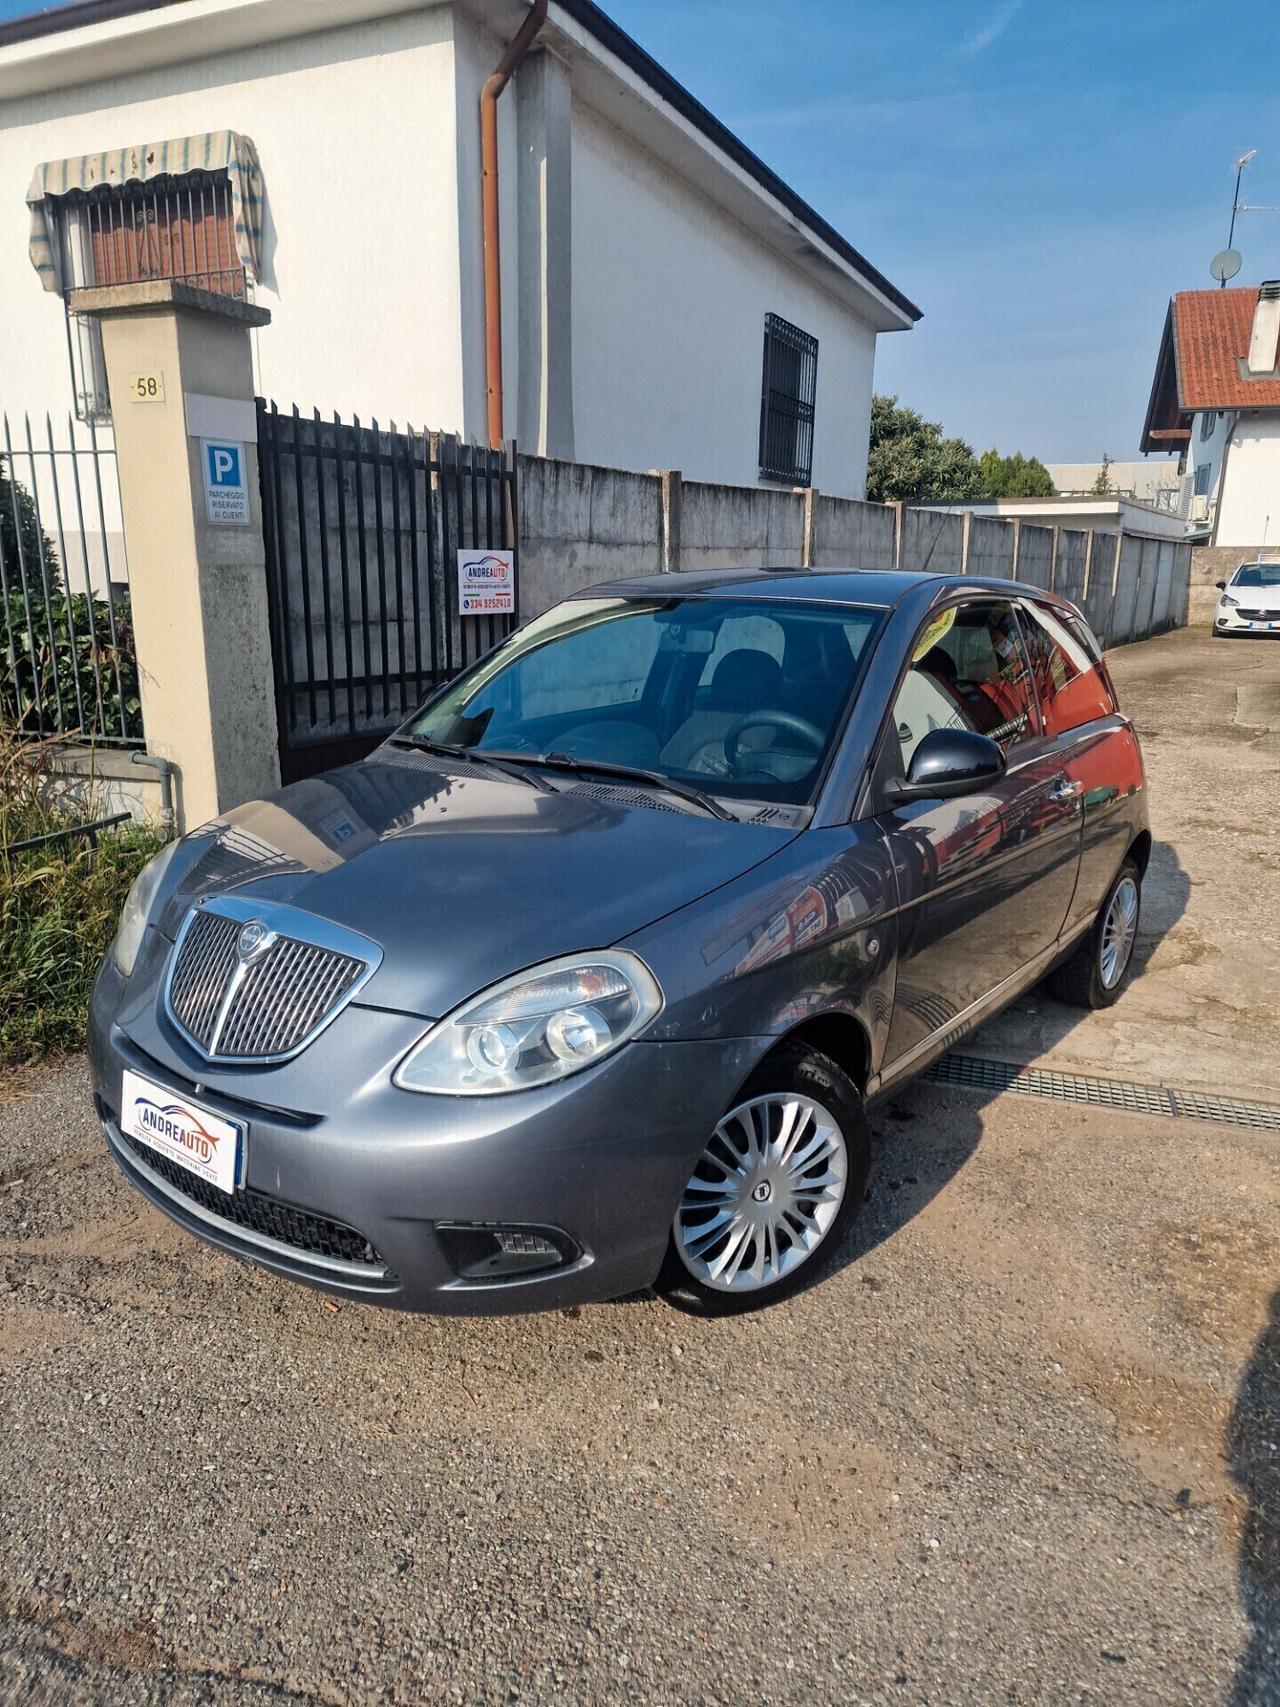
1173, 288, 1280, 410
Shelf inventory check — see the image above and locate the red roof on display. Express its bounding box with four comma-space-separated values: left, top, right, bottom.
1140, 285, 1280, 451
1173, 288, 1280, 409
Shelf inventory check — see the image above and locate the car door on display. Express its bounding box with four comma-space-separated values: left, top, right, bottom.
873, 598, 1083, 1070
1017, 598, 1146, 936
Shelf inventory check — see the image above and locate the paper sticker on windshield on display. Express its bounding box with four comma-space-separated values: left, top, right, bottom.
912, 606, 957, 663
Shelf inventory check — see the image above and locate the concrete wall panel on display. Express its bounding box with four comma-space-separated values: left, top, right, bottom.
967, 515, 1014, 579
814, 496, 895, 569
900, 508, 963, 573
1056, 529, 1088, 606
1016, 525, 1054, 589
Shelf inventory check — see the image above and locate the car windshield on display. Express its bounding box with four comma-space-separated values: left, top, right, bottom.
405, 596, 883, 808
1231, 564, 1280, 588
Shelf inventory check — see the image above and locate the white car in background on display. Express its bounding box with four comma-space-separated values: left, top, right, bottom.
1214, 560, 1280, 637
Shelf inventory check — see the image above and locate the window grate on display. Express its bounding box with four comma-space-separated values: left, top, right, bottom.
759, 313, 818, 486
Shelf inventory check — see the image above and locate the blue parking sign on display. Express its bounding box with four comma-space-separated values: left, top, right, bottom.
202, 438, 250, 525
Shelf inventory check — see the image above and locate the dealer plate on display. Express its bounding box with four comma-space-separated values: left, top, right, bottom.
120, 1069, 243, 1195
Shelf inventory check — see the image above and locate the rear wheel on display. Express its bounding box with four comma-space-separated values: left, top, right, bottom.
1049, 857, 1142, 1009
654, 1044, 871, 1316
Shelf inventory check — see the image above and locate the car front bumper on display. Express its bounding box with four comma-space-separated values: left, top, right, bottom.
88, 950, 764, 1315
1214, 607, 1280, 636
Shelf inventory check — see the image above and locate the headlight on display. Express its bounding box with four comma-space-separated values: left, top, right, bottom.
394, 951, 663, 1095
112, 839, 180, 976
1221, 593, 1240, 608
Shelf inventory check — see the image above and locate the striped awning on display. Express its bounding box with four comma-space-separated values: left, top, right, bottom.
26, 130, 262, 294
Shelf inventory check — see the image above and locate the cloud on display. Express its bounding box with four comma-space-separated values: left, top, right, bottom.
957, 0, 1026, 56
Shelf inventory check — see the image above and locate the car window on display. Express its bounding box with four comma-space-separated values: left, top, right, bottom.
1019, 602, 1115, 735
1231, 564, 1280, 589
698, 614, 785, 686
891, 601, 1038, 768
410, 596, 883, 808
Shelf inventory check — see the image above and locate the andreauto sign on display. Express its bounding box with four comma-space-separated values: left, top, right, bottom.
457, 549, 516, 616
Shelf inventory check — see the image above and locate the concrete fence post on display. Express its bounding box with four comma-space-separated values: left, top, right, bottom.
659, 469, 682, 573
801, 487, 819, 568
960, 509, 973, 576
70, 281, 280, 831
1049, 525, 1061, 594
1009, 517, 1022, 580
890, 500, 906, 569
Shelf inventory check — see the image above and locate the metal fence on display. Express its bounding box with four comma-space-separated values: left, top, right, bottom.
257, 401, 518, 782
0, 411, 142, 746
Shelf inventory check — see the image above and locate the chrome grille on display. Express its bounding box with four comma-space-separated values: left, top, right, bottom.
167, 910, 242, 1052
165, 902, 375, 1063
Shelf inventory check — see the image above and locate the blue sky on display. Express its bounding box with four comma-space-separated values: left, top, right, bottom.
5, 0, 1279, 463
600, 0, 1280, 465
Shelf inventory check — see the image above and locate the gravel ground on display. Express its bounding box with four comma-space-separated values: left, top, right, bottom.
2, 628, 1278, 1705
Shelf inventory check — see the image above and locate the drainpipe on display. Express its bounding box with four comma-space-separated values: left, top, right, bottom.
131, 750, 176, 837
482, 0, 548, 449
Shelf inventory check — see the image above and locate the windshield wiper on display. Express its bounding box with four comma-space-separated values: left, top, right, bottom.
388, 736, 555, 795
536, 752, 735, 821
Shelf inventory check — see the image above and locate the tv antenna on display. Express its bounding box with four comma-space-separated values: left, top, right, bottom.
1218, 149, 1280, 282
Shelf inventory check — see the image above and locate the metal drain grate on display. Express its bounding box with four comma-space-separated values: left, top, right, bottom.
925, 1053, 1280, 1134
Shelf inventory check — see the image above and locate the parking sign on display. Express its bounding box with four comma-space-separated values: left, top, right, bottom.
202, 438, 250, 526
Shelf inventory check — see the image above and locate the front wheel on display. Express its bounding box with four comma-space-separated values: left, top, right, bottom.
654, 1044, 871, 1316
1049, 857, 1142, 1009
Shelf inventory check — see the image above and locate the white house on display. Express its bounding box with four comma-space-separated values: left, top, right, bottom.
1044, 460, 1183, 515
1141, 281, 1280, 551
0, 0, 918, 498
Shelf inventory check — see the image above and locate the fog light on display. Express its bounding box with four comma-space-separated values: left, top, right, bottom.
437, 1222, 580, 1283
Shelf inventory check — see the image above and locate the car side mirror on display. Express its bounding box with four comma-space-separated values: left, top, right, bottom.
887, 728, 1006, 805
1216, 580, 1227, 590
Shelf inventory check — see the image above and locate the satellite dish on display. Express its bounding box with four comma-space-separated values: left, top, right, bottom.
1211, 248, 1243, 282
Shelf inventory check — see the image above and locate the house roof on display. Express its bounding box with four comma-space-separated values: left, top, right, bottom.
1141, 285, 1280, 452
0, 0, 921, 327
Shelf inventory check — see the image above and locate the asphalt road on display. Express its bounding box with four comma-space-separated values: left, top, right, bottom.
2, 627, 1278, 1705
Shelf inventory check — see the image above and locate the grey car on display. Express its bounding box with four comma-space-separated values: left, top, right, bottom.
90, 569, 1149, 1316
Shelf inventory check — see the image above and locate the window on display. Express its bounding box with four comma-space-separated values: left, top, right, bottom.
892, 601, 1038, 768
413, 595, 882, 808
1193, 463, 1212, 497
50, 172, 246, 422
759, 313, 818, 486
1018, 602, 1115, 735
1199, 412, 1215, 443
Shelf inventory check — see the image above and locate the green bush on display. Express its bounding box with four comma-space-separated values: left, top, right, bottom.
1, 587, 141, 741
0, 737, 163, 1069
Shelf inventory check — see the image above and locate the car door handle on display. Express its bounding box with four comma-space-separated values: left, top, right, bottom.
1049, 778, 1084, 803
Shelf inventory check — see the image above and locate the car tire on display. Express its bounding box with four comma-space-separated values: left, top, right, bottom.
653, 1042, 871, 1317
1049, 857, 1142, 1010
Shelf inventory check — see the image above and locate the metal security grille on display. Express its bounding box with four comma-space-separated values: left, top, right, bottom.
759, 313, 818, 486
167, 907, 368, 1062
925, 1052, 1280, 1134
0, 409, 141, 743
257, 401, 519, 782
118, 1128, 386, 1268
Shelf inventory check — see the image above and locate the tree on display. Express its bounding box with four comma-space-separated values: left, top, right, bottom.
978, 447, 1056, 499
866, 394, 984, 504
0, 453, 59, 594
1091, 453, 1114, 496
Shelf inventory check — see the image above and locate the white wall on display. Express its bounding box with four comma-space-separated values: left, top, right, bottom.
1215, 413, 1280, 548
0, 7, 466, 430
568, 97, 878, 499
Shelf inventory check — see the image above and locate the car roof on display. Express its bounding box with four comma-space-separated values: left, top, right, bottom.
569, 567, 1058, 611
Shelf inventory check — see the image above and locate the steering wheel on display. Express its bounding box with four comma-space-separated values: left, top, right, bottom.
723, 710, 825, 772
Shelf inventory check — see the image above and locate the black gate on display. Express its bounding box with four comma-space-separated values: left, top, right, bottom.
257, 400, 518, 782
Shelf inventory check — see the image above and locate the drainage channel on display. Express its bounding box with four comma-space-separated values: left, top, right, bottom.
925, 1053, 1280, 1135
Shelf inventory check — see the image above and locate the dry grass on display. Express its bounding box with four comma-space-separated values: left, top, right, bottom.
0, 735, 163, 1070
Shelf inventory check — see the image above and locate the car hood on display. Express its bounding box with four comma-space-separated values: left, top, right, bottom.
1225, 585, 1280, 610
160, 756, 797, 1017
